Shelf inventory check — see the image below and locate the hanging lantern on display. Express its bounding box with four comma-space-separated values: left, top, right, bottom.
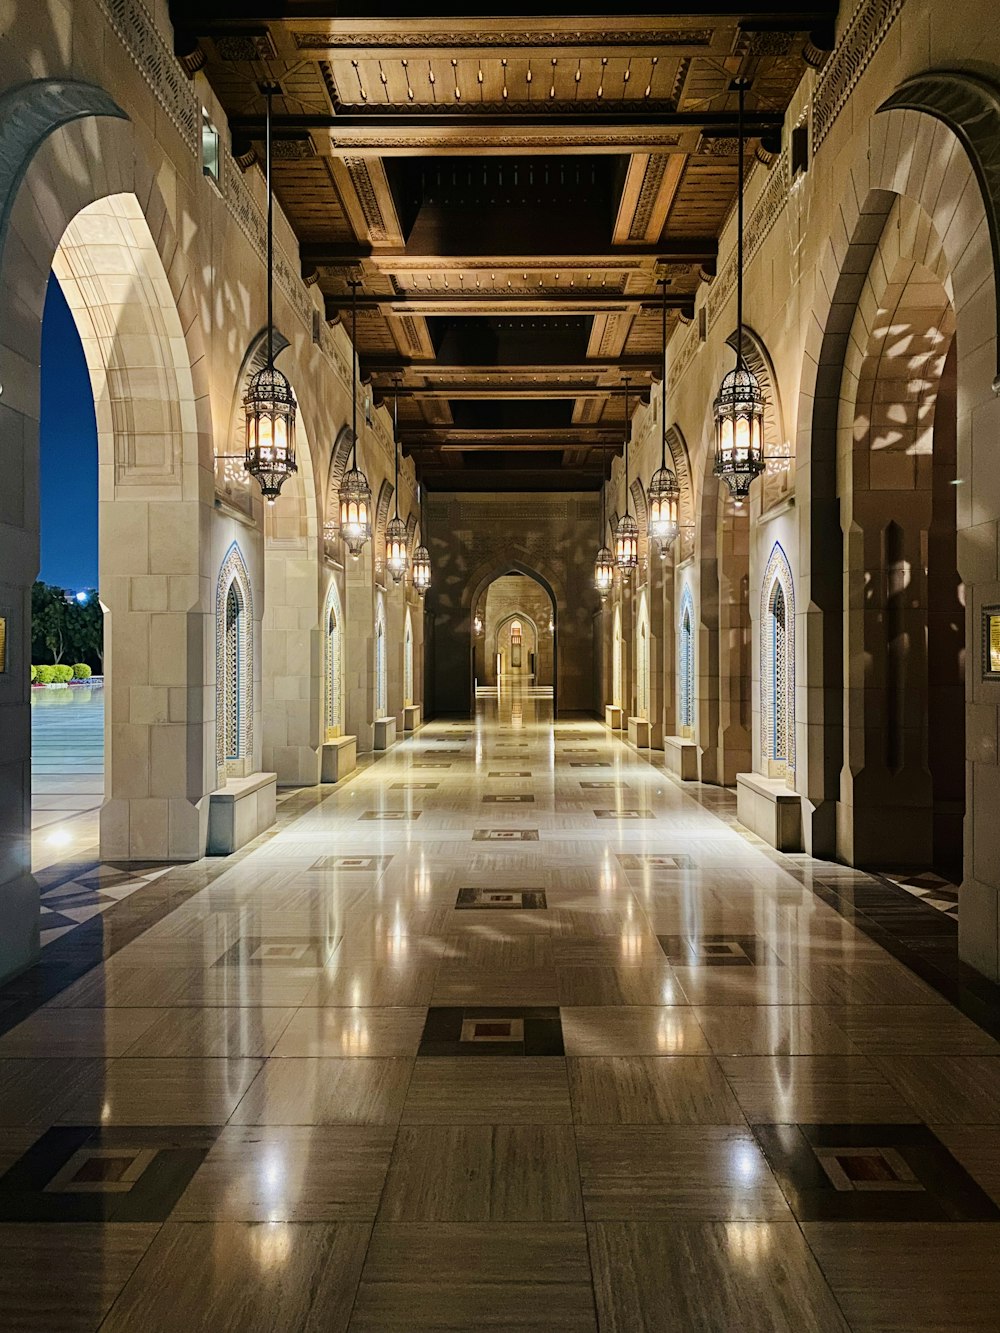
245, 364, 297, 504
594, 545, 615, 601
340, 464, 372, 559
244, 85, 297, 503
384, 381, 409, 583
647, 278, 681, 556
713, 364, 765, 499
385, 515, 408, 584
338, 281, 373, 558
412, 543, 432, 595
713, 77, 766, 501
473, 611, 484, 636
615, 377, 639, 577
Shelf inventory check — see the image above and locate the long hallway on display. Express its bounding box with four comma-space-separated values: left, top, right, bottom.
1, 699, 999, 1330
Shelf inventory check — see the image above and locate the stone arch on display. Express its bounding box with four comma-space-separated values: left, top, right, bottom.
374, 478, 394, 574
678, 585, 695, 738
795, 80, 999, 889
403, 605, 414, 706
462, 553, 562, 711
760, 542, 795, 779
322, 577, 345, 739
630, 478, 649, 567
374, 593, 387, 718
636, 588, 650, 720
612, 603, 624, 711
495, 608, 539, 680
216, 542, 253, 778
665, 424, 697, 562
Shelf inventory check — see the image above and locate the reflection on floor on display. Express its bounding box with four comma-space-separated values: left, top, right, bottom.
1, 693, 999, 1332
883, 870, 961, 918
31, 684, 103, 872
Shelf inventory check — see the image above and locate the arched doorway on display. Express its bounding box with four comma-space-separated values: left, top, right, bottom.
472, 571, 555, 698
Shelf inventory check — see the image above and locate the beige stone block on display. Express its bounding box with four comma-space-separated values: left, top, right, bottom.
129, 685, 170, 726
149, 614, 189, 686
109, 724, 150, 799
129, 798, 170, 859
149, 725, 190, 797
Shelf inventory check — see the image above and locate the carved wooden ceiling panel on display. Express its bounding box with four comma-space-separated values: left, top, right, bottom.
175, 3, 839, 489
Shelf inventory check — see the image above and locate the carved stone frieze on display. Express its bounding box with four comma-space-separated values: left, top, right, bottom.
812, 0, 905, 149
293, 29, 715, 51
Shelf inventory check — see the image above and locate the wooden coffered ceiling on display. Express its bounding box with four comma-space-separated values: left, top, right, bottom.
171, 3, 839, 490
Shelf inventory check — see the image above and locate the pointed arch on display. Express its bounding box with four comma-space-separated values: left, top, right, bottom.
375, 593, 388, 718
374, 478, 394, 571
220, 326, 291, 516
612, 603, 623, 710
665, 425, 697, 560
630, 478, 649, 566
636, 588, 650, 720
678, 584, 695, 737
724, 325, 786, 451
323, 578, 344, 738
216, 542, 254, 775
761, 542, 795, 778
404, 605, 414, 706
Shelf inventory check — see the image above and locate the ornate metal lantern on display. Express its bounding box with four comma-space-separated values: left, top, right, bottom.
594, 545, 615, 600
412, 543, 432, 595
647, 280, 681, 556
713, 364, 765, 499
244, 85, 297, 504
615, 377, 639, 577
713, 78, 766, 500
385, 382, 409, 583
338, 281, 372, 558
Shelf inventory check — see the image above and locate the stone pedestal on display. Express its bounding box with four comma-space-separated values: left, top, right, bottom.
628, 716, 652, 748
402, 704, 422, 731
665, 736, 699, 780
736, 772, 802, 852
321, 736, 357, 783
604, 705, 624, 730
207, 772, 277, 855
374, 716, 397, 750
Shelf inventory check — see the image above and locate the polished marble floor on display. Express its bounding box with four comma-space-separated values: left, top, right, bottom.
31, 685, 103, 873
2, 695, 1000, 1331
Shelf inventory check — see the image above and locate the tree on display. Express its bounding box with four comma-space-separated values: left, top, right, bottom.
31, 582, 103, 671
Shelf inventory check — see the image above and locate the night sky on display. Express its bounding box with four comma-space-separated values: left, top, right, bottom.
39, 277, 98, 590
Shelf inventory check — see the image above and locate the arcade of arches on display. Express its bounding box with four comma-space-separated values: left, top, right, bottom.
3, 1, 1000, 1327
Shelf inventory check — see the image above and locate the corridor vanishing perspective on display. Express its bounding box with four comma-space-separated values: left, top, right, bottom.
6, 0, 1000, 1326
1, 698, 999, 1330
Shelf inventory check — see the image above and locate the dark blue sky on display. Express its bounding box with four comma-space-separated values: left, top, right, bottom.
39, 277, 98, 590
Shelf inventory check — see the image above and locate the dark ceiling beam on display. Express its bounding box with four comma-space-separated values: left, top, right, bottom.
388, 384, 648, 399
325, 292, 694, 314
174, 3, 838, 24
302, 239, 717, 265
230, 108, 785, 136
402, 427, 622, 447
361, 356, 661, 373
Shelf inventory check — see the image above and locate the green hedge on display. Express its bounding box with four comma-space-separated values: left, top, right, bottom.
33, 665, 55, 684
71, 663, 92, 680
31, 663, 90, 684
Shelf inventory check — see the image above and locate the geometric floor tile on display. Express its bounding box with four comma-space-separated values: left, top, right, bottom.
482, 795, 535, 804
0, 1125, 218, 1222
488, 771, 531, 777
754, 1122, 1000, 1222
455, 888, 547, 910
656, 935, 779, 967
309, 855, 392, 871
471, 829, 540, 842
593, 810, 654, 820
359, 811, 422, 821
213, 937, 341, 968
616, 854, 694, 870
418, 1007, 565, 1057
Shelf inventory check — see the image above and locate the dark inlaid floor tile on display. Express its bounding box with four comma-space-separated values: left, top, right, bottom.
418, 1007, 564, 1057
455, 888, 547, 910
488, 771, 532, 777
657, 934, 780, 967
472, 829, 539, 842
616, 854, 694, 870
213, 937, 341, 969
483, 794, 535, 804
593, 809, 654, 820
0, 1125, 219, 1222
570, 762, 611, 768
391, 783, 439, 791
309, 856, 392, 872
754, 1122, 1000, 1223
359, 812, 421, 821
